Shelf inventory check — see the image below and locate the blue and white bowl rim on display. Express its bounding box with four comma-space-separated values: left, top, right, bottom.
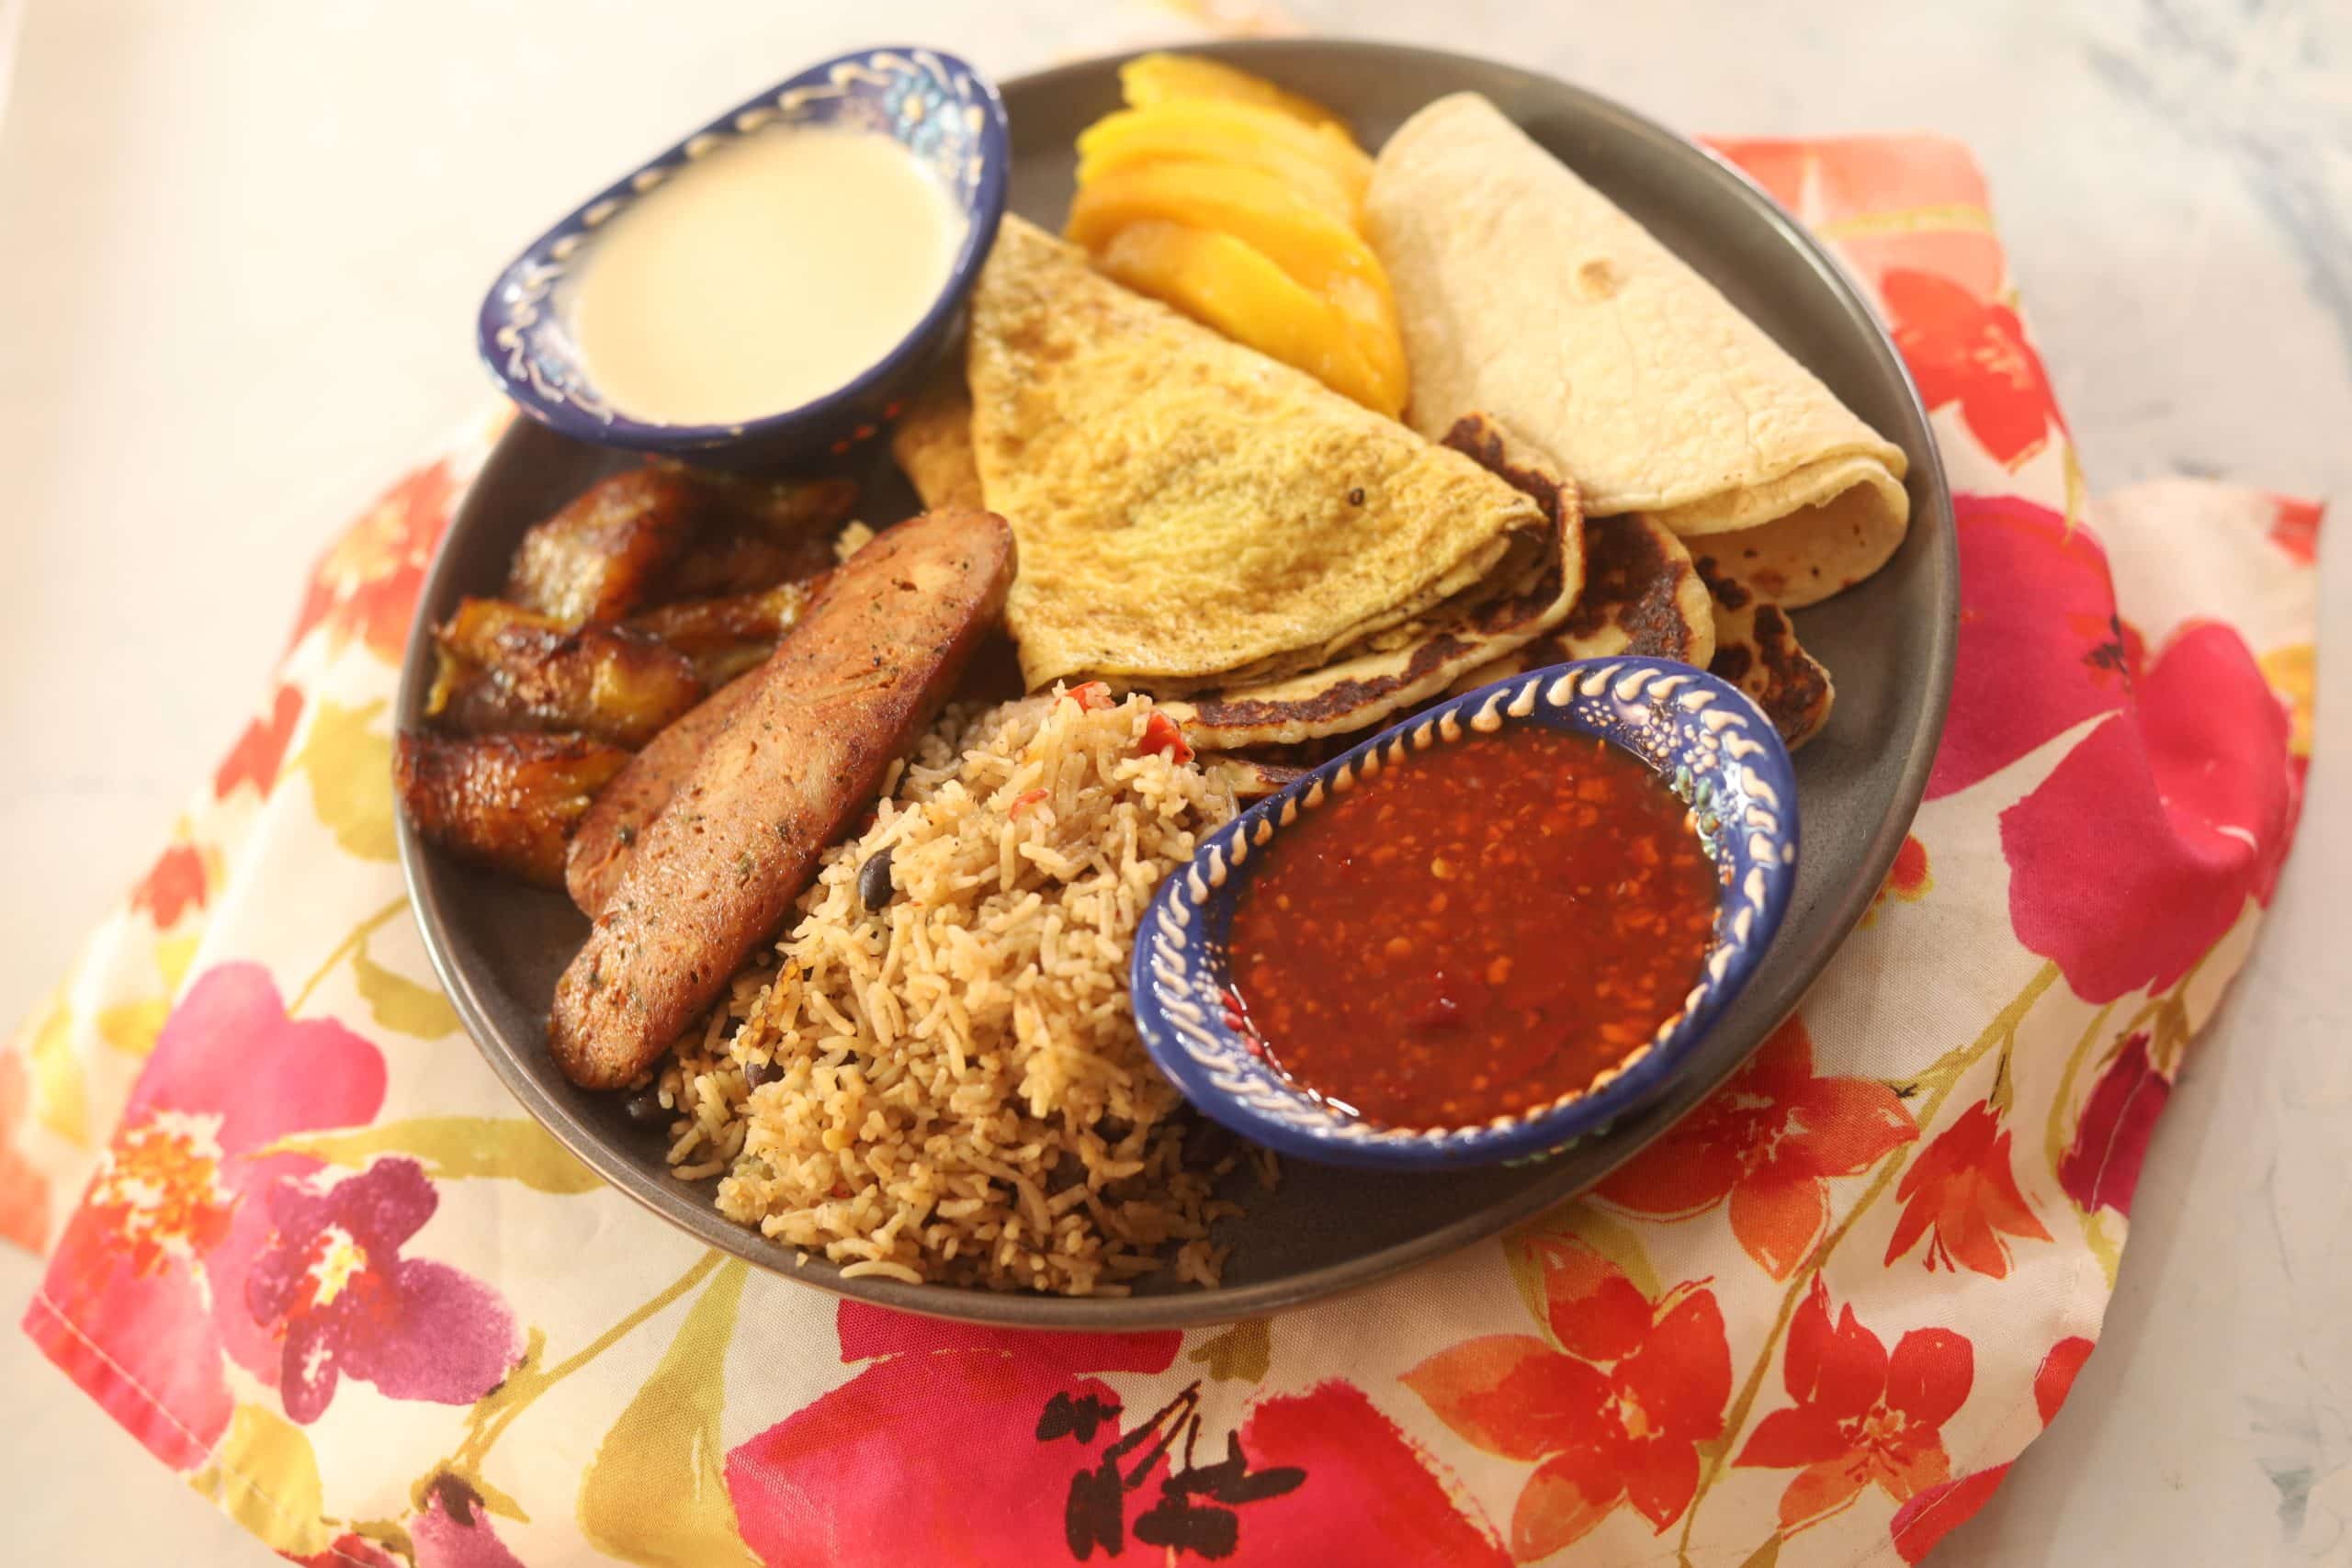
475, 44, 1010, 446
1131, 657, 1803, 1168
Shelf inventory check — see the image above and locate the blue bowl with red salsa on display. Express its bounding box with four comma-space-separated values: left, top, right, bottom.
1132, 658, 1800, 1169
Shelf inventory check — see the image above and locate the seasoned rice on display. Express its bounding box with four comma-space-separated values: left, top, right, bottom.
657, 684, 1262, 1294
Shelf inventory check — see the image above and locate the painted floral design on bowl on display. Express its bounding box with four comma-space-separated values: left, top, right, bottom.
1131, 659, 1801, 1170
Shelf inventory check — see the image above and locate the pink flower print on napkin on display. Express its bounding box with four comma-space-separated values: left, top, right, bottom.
727, 1305, 1185, 1567
244, 1156, 521, 1424
2001, 620, 2296, 1002
2057, 1031, 2170, 1216
1927, 494, 2137, 802
409, 1474, 530, 1568
23, 963, 385, 1468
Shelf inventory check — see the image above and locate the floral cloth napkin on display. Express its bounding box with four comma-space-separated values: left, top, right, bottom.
0, 85, 2322, 1568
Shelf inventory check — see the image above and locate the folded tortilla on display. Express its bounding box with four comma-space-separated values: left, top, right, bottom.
896, 377, 1583, 747
963, 216, 1579, 702
1365, 93, 1909, 608
1697, 557, 1836, 747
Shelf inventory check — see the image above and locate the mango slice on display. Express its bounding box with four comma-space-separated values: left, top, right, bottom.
1095, 221, 1403, 416
1117, 52, 1342, 130
1066, 161, 1407, 393
1077, 101, 1371, 221
1066, 161, 1386, 314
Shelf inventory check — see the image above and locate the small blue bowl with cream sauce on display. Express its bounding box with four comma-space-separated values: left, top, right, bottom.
478, 46, 1009, 468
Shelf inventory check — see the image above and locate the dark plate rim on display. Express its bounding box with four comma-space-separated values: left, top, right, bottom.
396, 37, 1958, 1331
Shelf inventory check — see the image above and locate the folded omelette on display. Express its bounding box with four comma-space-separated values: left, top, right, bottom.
1364, 93, 1910, 609
933, 215, 1583, 744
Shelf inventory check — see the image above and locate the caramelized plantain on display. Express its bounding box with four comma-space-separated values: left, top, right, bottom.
626, 579, 820, 685
431, 598, 704, 748
395, 730, 629, 886
649, 471, 858, 601
503, 468, 708, 626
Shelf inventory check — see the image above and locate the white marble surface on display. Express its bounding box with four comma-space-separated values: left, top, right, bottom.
1, 1, 2345, 1562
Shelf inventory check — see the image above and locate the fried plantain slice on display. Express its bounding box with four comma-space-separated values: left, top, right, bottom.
395, 730, 629, 886
431, 598, 704, 748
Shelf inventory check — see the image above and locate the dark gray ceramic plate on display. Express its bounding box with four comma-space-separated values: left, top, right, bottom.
397, 39, 1956, 1329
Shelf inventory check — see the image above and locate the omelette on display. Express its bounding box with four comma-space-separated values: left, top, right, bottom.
1364, 93, 1910, 609
911, 216, 1584, 745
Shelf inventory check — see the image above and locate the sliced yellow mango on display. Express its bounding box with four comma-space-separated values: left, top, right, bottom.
1077, 101, 1371, 219
1067, 160, 1387, 312
1094, 221, 1403, 416
1118, 52, 1343, 130
1066, 162, 1407, 398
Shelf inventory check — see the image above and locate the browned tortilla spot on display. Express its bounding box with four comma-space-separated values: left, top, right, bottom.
1182, 633, 1477, 729
1699, 556, 1835, 748
1748, 605, 1830, 730
1691, 553, 1751, 610
1564, 516, 1706, 658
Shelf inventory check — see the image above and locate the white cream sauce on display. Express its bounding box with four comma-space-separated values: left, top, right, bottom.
569, 127, 964, 425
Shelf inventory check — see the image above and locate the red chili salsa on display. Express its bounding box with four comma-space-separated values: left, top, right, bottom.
1227, 724, 1720, 1129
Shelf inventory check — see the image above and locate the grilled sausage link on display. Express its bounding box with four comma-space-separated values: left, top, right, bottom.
548, 510, 1017, 1089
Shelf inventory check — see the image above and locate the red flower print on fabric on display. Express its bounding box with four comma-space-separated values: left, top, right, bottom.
1595, 1015, 1917, 1279
244, 1156, 521, 1424
2001, 620, 2297, 1002
1736, 1278, 1973, 1535
1888, 1465, 2006, 1564
1404, 1239, 1730, 1558
2267, 495, 2320, 566
1884, 1101, 2051, 1278
729, 1303, 1501, 1566
2058, 1031, 2169, 1216
2035, 1336, 2096, 1421
1885, 1333, 2095, 1562
1217, 1382, 1509, 1567
21, 964, 385, 1469
1883, 268, 2062, 469
215, 684, 306, 801
130, 842, 209, 929
1927, 493, 2135, 802
1862, 833, 1932, 926
287, 458, 456, 662
0, 1051, 51, 1252
1705, 136, 2005, 303
280, 1533, 406, 1568
726, 1309, 1163, 1565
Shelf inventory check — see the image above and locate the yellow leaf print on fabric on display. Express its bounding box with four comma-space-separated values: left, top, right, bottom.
155, 932, 202, 995
1188, 1316, 1272, 1382
98, 999, 170, 1057
2260, 642, 2314, 759
26, 992, 88, 1147
578, 1258, 759, 1568
295, 698, 398, 861
269, 1117, 601, 1195
354, 946, 460, 1039
190, 1404, 334, 1559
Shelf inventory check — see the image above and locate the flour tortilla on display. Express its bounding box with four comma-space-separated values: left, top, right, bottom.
1697, 557, 1836, 747
965, 216, 1574, 693
1365, 92, 1909, 608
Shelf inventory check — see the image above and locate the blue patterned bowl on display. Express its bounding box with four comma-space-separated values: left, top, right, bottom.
476, 46, 1008, 468
1132, 659, 1801, 1169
